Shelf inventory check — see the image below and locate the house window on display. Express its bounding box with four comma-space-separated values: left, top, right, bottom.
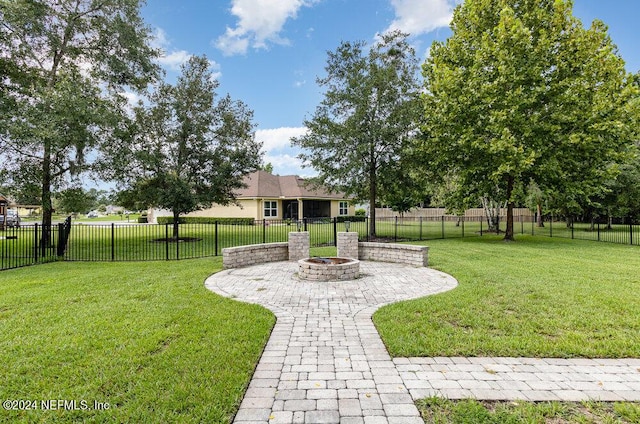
264, 200, 278, 218
339, 201, 349, 216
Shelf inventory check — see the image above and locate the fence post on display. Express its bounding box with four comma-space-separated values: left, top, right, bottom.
111, 223, 115, 261
165, 224, 169, 261
520, 215, 524, 235
441, 216, 445, 239
480, 219, 483, 236
571, 219, 574, 240
304, 218, 308, 232
215, 221, 219, 256
394, 216, 398, 242
34, 223, 39, 263
419, 217, 423, 241
366, 217, 370, 242
262, 219, 266, 244
597, 222, 601, 242
630, 223, 633, 245
333, 217, 337, 247
176, 222, 180, 260
531, 218, 534, 236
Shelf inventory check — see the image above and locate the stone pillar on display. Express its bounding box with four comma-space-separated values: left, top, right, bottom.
288, 231, 310, 261
337, 232, 359, 259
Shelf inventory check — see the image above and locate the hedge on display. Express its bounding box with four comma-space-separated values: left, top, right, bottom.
156, 217, 255, 225
336, 215, 366, 223
156, 216, 365, 225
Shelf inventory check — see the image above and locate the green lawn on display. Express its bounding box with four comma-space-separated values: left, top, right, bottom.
374, 235, 640, 358
2, 236, 639, 422
417, 397, 640, 424
0, 258, 275, 423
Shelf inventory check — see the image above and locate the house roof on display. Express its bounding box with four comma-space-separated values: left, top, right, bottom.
236, 170, 348, 200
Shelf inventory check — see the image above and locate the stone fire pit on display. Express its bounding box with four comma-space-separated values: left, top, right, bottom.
297, 257, 360, 281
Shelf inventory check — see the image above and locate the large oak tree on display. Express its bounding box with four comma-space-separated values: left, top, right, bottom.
421, 0, 638, 240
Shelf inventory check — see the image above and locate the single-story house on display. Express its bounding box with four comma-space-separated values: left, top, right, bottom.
149, 170, 355, 223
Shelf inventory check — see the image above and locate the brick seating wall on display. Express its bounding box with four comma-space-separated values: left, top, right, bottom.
222, 243, 289, 269
358, 242, 428, 267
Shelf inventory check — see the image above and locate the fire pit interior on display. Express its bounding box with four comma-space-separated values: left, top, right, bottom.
298, 257, 360, 281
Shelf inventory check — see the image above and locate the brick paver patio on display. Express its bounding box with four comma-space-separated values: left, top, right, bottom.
205, 261, 640, 424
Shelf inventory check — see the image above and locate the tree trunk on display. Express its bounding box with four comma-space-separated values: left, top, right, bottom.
481, 197, 499, 232
504, 176, 515, 241
172, 210, 180, 240
536, 203, 544, 227
41, 140, 53, 249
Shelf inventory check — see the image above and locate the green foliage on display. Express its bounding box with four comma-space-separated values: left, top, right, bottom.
292, 31, 422, 235
156, 217, 255, 225
109, 55, 262, 239
421, 0, 638, 240
261, 162, 274, 173
56, 188, 96, 215
0, 0, 160, 230
335, 215, 366, 223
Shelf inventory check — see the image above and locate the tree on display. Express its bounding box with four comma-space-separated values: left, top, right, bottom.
0, 0, 159, 243
111, 55, 262, 239
380, 156, 426, 218
56, 187, 98, 214
261, 162, 274, 174
421, 0, 638, 241
292, 31, 422, 236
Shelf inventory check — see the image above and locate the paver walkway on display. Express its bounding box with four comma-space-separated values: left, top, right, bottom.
205, 261, 640, 424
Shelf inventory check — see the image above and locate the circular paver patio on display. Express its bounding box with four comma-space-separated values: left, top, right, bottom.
206, 261, 457, 424
205, 261, 640, 424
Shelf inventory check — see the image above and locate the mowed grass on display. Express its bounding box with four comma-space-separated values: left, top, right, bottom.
374, 235, 640, 358
0, 259, 275, 423
417, 397, 640, 424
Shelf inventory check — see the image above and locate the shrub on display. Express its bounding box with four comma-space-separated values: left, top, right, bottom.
336, 215, 366, 223
156, 217, 255, 225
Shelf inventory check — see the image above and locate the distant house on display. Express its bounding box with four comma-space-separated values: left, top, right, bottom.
149, 170, 355, 223
105, 205, 124, 215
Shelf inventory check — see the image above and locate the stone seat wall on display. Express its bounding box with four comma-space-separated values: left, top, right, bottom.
358, 242, 428, 267
222, 243, 288, 269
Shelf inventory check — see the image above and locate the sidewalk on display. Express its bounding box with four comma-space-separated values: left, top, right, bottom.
205, 261, 640, 424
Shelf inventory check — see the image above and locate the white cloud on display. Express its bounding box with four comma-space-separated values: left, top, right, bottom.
256, 126, 308, 152
153, 27, 222, 79
256, 126, 313, 176
386, 0, 454, 35
151, 27, 170, 50
157, 50, 192, 71
215, 0, 316, 56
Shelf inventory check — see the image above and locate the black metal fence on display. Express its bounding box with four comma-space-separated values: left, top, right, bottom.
1, 215, 637, 271
532, 216, 639, 246
0, 220, 71, 271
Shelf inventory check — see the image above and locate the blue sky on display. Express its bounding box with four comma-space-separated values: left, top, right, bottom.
140, 0, 640, 177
